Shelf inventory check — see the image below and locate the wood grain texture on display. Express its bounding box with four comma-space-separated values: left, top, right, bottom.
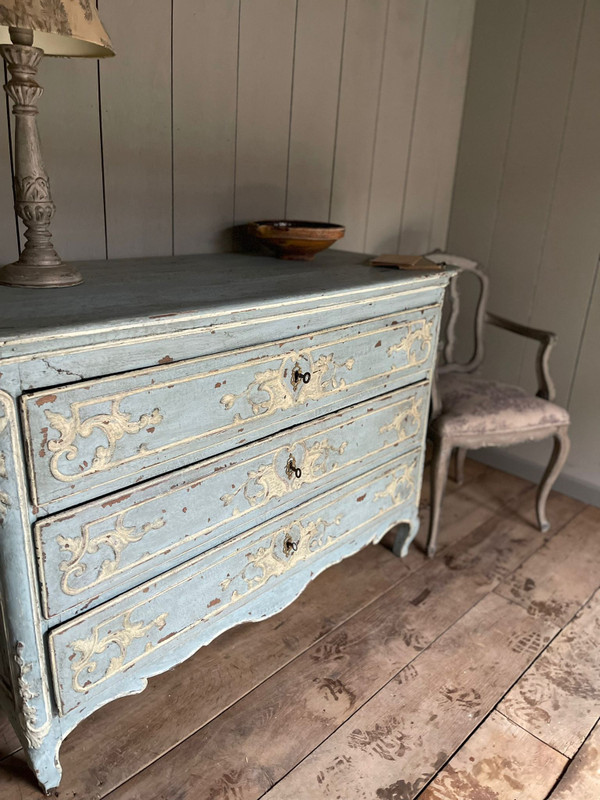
363, 0, 427, 253
0, 717, 19, 762
329, 0, 388, 251
496, 506, 600, 627
499, 590, 600, 758
415, 463, 533, 554
0, 545, 412, 798
399, 0, 475, 254
263, 593, 558, 800
419, 710, 567, 800
104, 479, 567, 800
99, 548, 507, 798
172, 0, 239, 254
548, 720, 600, 800
35, 58, 105, 262
234, 0, 296, 224
99, 0, 173, 258
285, 0, 346, 221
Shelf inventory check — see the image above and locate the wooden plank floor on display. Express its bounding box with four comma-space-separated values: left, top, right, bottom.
0, 460, 598, 799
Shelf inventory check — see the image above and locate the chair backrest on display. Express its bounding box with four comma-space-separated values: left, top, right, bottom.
426, 252, 490, 374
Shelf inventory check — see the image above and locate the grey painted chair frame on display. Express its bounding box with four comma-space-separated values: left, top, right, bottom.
425, 252, 570, 558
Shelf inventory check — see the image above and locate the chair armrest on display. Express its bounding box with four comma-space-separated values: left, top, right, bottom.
485, 312, 557, 401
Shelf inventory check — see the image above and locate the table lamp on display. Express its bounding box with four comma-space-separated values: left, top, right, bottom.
0, 1, 114, 288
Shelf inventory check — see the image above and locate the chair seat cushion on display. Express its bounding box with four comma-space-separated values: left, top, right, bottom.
431, 372, 570, 439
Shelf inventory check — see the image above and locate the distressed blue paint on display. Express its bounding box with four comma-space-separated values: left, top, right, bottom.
0, 252, 449, 791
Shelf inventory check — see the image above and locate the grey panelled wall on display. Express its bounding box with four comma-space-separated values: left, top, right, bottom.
0, 0, 475, 263
447, 0, 600, 505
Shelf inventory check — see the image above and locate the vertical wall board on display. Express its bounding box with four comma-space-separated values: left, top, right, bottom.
447, 0, 527, 264
234, 0, 296, 225
99, 0, 173, 259
285, 0, 346, 222
329, 0, 388, 252
398, 0, 475, 254
482, 0, 584, 385
446, 0, 527, 366
0, 84, 17, 267
363, 0, 427, 254
567, 270, 600, 486
516, 0, 600, 407
37, 59, 105, 262
173, 0, 239, 254
428, 0, 475, 251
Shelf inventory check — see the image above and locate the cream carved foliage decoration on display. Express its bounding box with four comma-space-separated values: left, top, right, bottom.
15, 643, 51, 749
379, 395, 424, 444
45, 400, 163, 482
220, 352, 355, 423
375, 460, 418, 507
57, 514, 166, 596
220, 438, 348, 510
221, 516, 343, 597
71, 610, 168, 694
387, 318, 435, 365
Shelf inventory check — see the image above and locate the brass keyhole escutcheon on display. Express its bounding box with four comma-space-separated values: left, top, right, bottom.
285, 455, 302, 480
283, 533, 299, 557
291, 361, 311, 391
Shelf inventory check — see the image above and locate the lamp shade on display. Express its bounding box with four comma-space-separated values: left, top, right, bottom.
0, 0, 114, 57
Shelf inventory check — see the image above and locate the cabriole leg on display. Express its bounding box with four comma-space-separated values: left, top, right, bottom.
427, 437, 453, 558
454, 447, 467, 485
392, 517, 419, 558
24, 737, 63, 796
536, 427, 570, 533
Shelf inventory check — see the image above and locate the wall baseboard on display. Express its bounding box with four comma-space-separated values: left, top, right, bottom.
470, 448, 600, 509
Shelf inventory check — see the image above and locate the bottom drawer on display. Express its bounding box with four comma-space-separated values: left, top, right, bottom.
49, 448, 422, 717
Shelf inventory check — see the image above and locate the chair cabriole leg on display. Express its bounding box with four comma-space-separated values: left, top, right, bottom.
454, 447, 467, 485
427, 437, 453, 558
536, 427, 570, 533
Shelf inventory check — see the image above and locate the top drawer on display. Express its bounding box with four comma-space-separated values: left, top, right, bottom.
22, 305, 439, 508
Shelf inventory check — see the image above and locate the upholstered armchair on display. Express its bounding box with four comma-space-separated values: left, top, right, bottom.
425, 252, 570, 558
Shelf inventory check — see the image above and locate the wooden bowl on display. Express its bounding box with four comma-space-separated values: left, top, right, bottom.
248, 220, 345, 261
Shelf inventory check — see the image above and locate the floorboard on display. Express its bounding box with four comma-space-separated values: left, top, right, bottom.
262, 594, 558, 800
417, 710, 567, 800
499, 590, 600, 757
0, 461, 594, 800
548, 720, 600, 799
496, 505, 600, 626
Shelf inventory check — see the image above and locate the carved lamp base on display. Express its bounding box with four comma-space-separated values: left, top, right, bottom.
0, 29, 83, 289
0, 260, 82, 289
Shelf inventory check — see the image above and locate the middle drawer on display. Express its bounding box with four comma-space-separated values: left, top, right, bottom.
35, 381, 429, 620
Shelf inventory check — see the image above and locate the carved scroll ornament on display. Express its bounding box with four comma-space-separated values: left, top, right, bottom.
70, 611, 168, 694
379, 395, 424, 443
15, 643, 51, 749
221, 515, 343, 597
387, 318, 435, 366
58, 514, 166, 596
220, 438, 347, 510
220, 352, 354, 424
375, 460, 417, 507
45, 400, 163, 482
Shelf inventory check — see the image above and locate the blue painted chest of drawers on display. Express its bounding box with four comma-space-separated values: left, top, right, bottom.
0, 250, 449, 791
